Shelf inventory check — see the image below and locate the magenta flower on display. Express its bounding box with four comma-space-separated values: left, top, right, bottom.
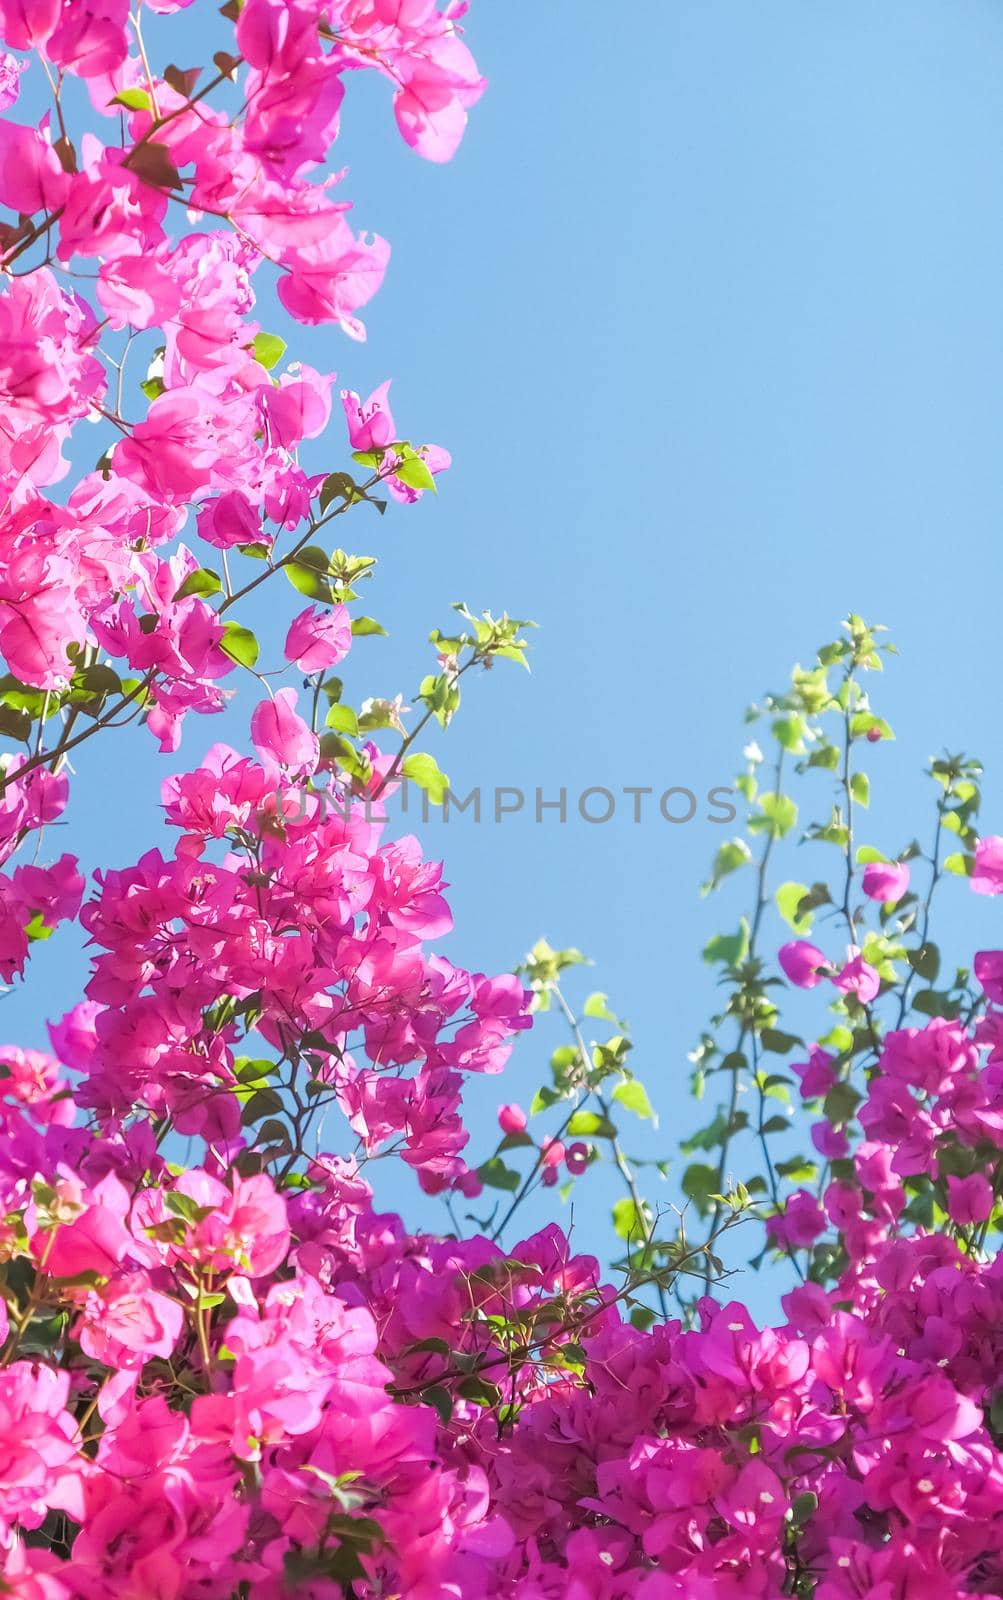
972, 835, 1003, 894
767, 1189, 826, 1249
834, 951, 881, 1003
946, 1173, 994, 1226
791, 1045, 837, 1099
498, 1103, 527, 1135
250, 688, 319, 775
974, 950, 1003, 1004
861, 859, 910, 903
778, 939, 829, 988
341, 380, 397, 452
284, 603, 352, 673
565, 1141, 589, 1175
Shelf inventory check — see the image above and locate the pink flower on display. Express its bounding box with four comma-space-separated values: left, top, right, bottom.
767, 1189, 826, 1249
250, 688, 319, 774
498, 1103, 526, 1135
972, 835, 1003, 895
341, 380, 396, 452
974, 950, 1003, 1004
778, 940, 829, 988
77, 1271, 184, 1366
792, 1045, 837, 1099
197, 491, 263, 551
0, 51, 22, 111
42, 1186, 132, 1279
277, 220, 390, 332
0, 120, 69, 215
393, 33, 486, 163
540, 1138, 565, 1170
861, 859, 910, 903
0, 1364, 82, 1527
284, 603, 352, 673
565, 1141, 589, 1175
834, 952, 881, 1004
946, 1173, 994, 1226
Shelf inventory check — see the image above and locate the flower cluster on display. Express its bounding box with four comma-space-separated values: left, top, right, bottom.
0, 0, 461, 787
9, 991, 1003, 1596
3, 4, 1003, 1598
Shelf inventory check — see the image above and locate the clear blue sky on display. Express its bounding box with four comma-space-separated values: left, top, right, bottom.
9, 1, 1003, 1315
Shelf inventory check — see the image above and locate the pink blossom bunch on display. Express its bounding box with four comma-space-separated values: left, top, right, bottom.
3, 4, 1003, 1598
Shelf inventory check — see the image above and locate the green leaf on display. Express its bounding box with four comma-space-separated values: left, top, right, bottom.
240, 1087, 284, 1125
0, 705, 31, 741
457, 1374, 502, 1407
424, 1386, 453, 1425
405, 1337, 451, 1358
350, 615, 388, 638
907, 942, 940, 982
823, 1082, 862, 1125
771, 714, 806, 751
702, 838, 751, 893
24, 912, 54, 943
913, 989, 961, 1019
566, 1110, 616, 1138
583, 991, 616, 1020
850, 711, 893, 741
476, 1158, 520, 1192
393, 454, 437, 493
850, 771, 870, 808
776, 881, 813, 935
284, 546, 333, 602
612, 1080, 655, 1121
173, 567, 222, 601
125, 139, 183, 191
775, 1156, 818, 1182
110, 87, 153, 110
612, 1196, 648, 1240
681, 1162, 719, 1214
325, 704, 359, 736
944, 852, 974, 877
790, 1491, 818, 1527
761, 1114, 791, 1135
252, 331, 286, 370
759, 1028, 800, 1055
401, 751, 449, 805
856, 845, 889, 865
220, 622, 259, 669
319, 471, 357, 512
749, 793, 797, 838
498, 1131, 533, 1152
702, 918, 750, 968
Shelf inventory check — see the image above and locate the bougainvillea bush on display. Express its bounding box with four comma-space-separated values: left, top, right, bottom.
2, 4, 1003, 1597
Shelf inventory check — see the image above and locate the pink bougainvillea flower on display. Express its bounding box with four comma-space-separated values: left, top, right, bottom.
834, 951, 881, 1004
284, 603, 352, 673
861, 859, 910, 903
946, 1172, 994, 1226
540, 1137, 565, 1169
250, 687, 319, 774
341, 379, 396, 452
972, 835, 1003, 894
778, 939, 829, 988
565, 1141, 589, 1175
974, 950, 1003, 1004
498, 1103, 527, 1135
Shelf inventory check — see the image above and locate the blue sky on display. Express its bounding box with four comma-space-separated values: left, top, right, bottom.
9, 0, 1003, 1315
